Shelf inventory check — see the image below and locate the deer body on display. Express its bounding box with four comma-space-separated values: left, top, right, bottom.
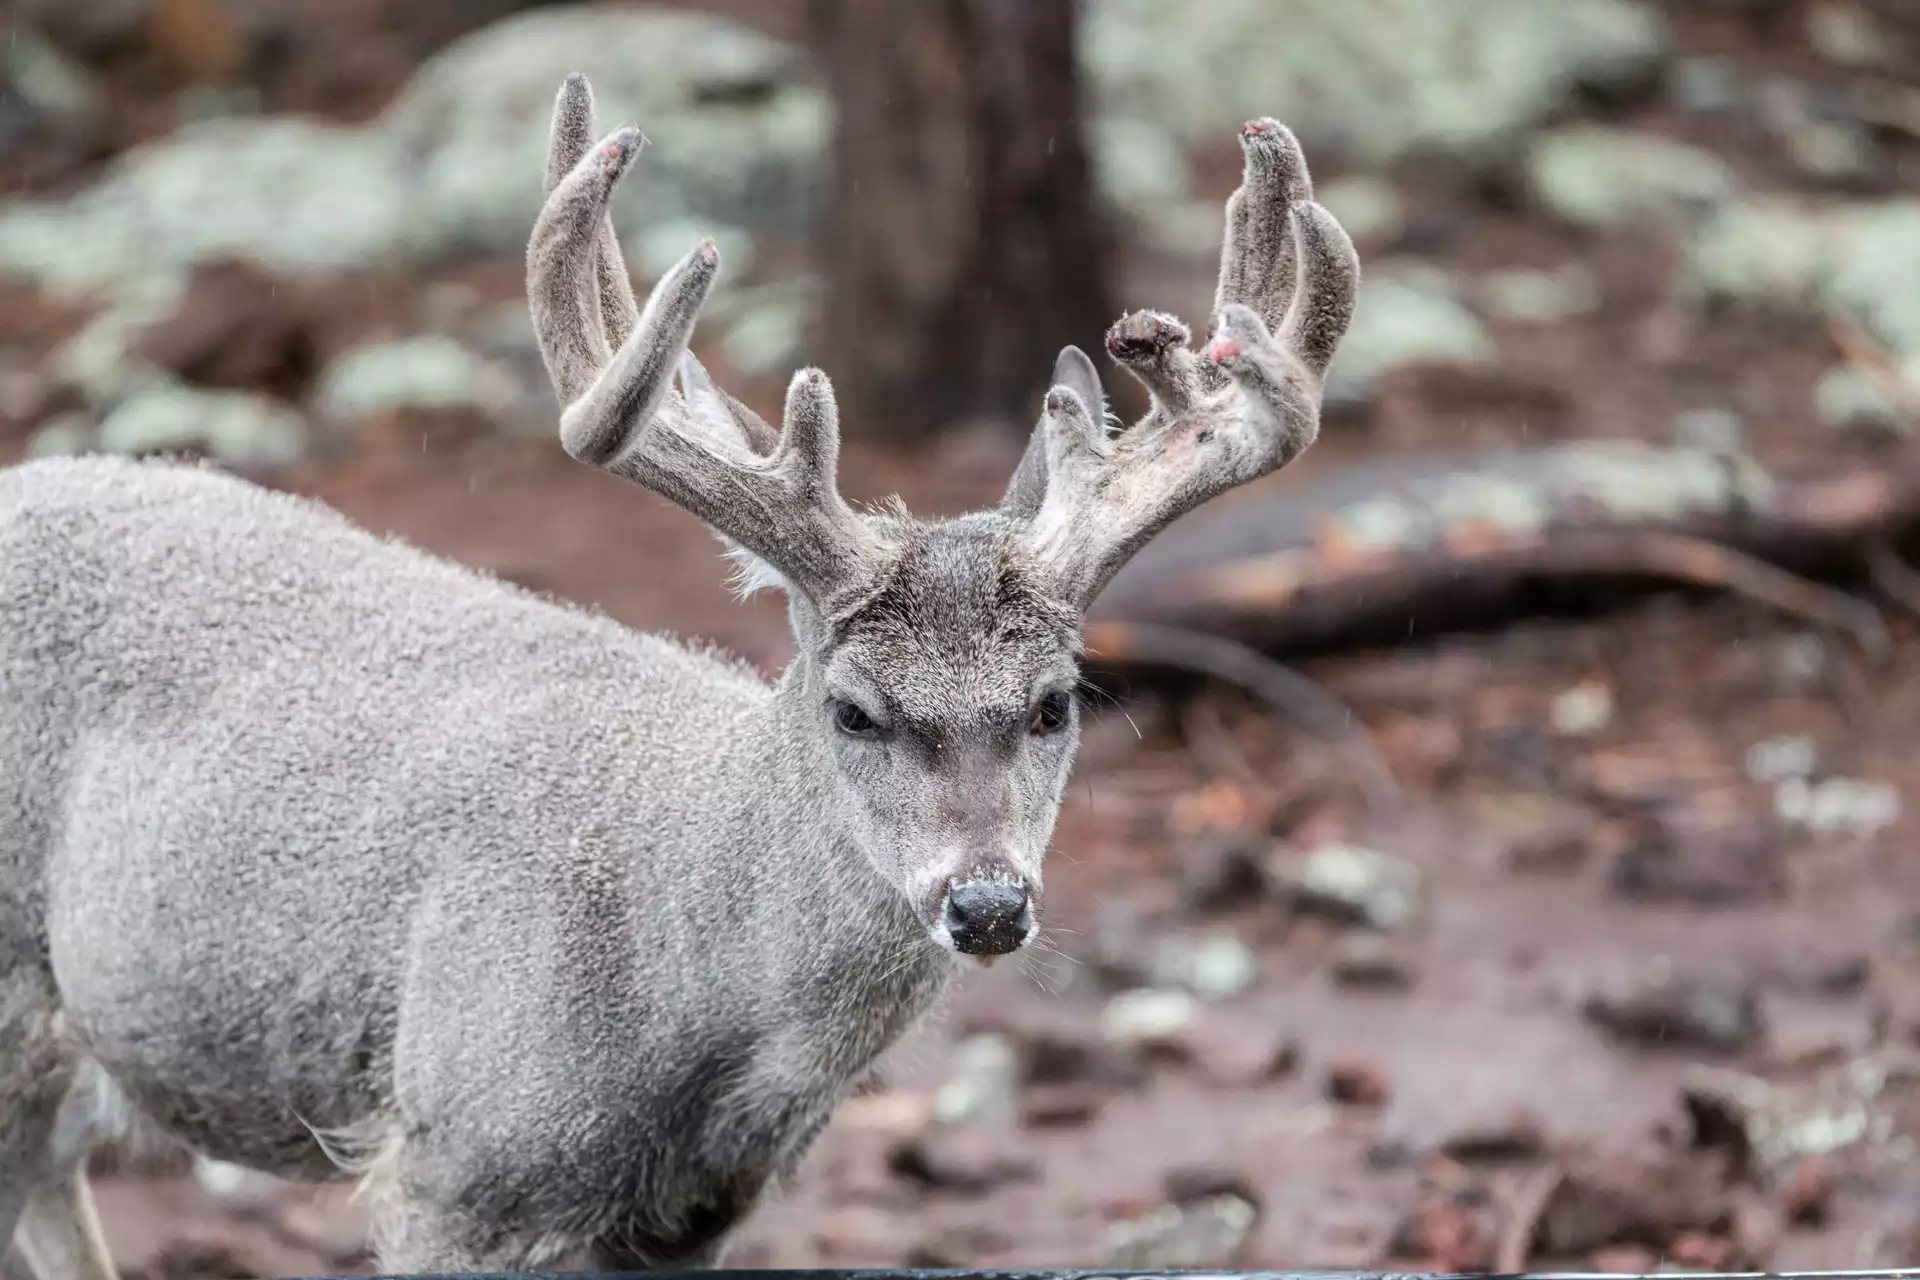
0, 74, 1356, 1275
2, 454, 952, 1267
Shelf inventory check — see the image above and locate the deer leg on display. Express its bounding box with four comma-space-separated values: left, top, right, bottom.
0, 974, 74, 1276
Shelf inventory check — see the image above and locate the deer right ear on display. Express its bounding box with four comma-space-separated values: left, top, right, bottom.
1002, 345, 1106, 520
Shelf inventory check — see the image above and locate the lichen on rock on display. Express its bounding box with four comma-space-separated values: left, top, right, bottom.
0, 5, 826, 300
315, 335, 522, 426
1686, 197, 1920, 365
1527, 125, 1736, 229
94, 380, 307, 468
1324, 263, 1498, 407
1082, 0, 1669, 180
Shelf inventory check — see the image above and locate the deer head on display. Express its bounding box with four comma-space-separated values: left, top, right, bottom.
528, 75, 1358, 963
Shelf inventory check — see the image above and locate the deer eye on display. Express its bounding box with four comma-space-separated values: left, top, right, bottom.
833, 700, 878, 737
1028, 690, 1072, 736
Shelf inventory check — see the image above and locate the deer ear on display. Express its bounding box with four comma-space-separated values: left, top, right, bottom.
1003, 345, 1106, 519
1049, 345, 1106, 431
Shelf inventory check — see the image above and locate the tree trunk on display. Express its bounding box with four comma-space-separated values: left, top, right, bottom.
810, 0, 1113, 443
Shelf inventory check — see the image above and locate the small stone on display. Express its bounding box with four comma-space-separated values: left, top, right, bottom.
963, 1004, 1146, 1089
1277, 843, 1422, 932
1325, 1058, 1391, 1107
1151, 933, 1259, 1002
931, 1033, 1020, 1128
1329, 933, 1417, 991
1100, 1193, 1258, 1269
1100, 988, 1198, 1058
1681, 1060, 1891, 1182
886, 1125, 1038, 1193
1778, 633, 1827, 683
1583, 963, 1764, 1056
1551, 680, 1614, 735
1744, 735, 1818, 782
1774, 775, 1902, 837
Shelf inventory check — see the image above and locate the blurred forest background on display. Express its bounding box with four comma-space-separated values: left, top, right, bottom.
5, 0, 1920, 1273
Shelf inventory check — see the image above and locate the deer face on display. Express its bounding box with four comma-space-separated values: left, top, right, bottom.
806, 518, 1079, 961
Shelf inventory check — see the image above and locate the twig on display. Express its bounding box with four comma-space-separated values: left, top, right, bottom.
1542, 531, 1889, 663
1098, 443, 1920, 661
1082, 619, 1403, 814
1496, 1165, 1563, 1275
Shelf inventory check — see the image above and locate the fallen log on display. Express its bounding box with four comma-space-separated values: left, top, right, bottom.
1089, 439, 1920, 659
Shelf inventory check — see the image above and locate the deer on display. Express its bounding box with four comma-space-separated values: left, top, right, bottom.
0, 74, 1357, 1276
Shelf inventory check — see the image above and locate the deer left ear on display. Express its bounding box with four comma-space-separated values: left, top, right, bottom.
1002, 345, 1106, 520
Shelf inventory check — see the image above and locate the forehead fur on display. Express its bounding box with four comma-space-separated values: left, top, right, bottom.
827, 514, 1080, 716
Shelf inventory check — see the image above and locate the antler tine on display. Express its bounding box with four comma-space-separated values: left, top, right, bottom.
1211, 118, 1312, 339
545, 74, 641, 353
1011, 117, 1359, 610
528, 74, 879, 602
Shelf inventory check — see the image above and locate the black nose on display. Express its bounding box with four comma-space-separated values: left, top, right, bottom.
943, 881, 1032, 955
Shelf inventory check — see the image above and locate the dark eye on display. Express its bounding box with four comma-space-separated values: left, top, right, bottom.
833, 700, 877, 737
1028, 690, 1072, 736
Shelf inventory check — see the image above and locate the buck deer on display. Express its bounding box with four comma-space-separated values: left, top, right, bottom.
0, 74, 1357, 1274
